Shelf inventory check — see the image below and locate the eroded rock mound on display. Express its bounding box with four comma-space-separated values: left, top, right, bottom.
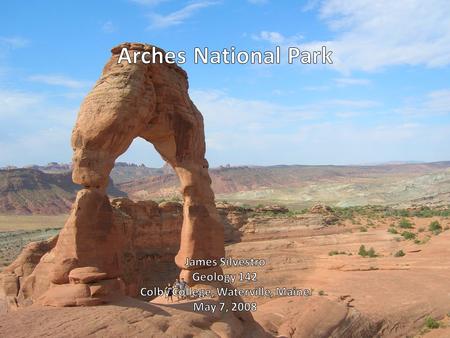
0, 198, 254, 310
0, 196, 185, 308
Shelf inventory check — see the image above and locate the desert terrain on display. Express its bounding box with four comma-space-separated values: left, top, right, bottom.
1, 162, 450, 338
1, 200, 449, 337
2, 161, 450, 215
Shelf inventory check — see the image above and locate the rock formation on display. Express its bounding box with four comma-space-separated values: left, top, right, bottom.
0, 199, 251, 309
2, 42, 225, 307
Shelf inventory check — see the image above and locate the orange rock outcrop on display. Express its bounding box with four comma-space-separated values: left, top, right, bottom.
2, 42, 225, 307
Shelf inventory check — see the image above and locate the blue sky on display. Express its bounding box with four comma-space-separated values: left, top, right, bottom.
1, 0, 450, 167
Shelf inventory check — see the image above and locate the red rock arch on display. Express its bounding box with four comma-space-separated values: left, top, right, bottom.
18, 43, 225, 306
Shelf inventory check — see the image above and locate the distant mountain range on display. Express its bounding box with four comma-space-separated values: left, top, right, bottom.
1, 161, 449, 214
2, 162, 167, 183
0, 168, 125, 215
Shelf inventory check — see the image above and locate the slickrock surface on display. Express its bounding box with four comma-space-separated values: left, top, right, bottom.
0, 296, 269, 338
1, 205, 450, 337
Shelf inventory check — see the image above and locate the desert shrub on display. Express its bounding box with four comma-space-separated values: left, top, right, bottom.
385, 207, 450, 218
359, 227, 368, 232
398, 218, 413, 229
414, 239, 421, 244
358, 245, 367, 257
418, 227, 425, 233
359, 245, 377, 257
332, 207, 355, 220
367, 247, 377, 257
428, 221, 442, 233
425, 317, 440, 329
401, 231, 416, 240
329, 250, 347, 256
398, 209, 410, 217
318, 290, 325, 296
387, 227, 398, 234
413, 208, 434, 218
394, 250, 405, 257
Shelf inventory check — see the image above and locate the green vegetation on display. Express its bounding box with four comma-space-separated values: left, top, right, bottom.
401, 231, 416, 240
332, 205, 387, 220
429, 220, 442, 234
418, 227, 425, 232
398, 218, 414, 229
387, 227, 398, 234
358, 245, 377, 258
318, 290, 325, 296
394, 250, 405, 257
285, 209, 309, 217
384, 206, 450, 218
359, 227, 368, 232
328, 250, 348, 256
424, 316, 440, 329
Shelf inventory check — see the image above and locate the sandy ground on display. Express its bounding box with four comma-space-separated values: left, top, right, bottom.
0, 213, 449, 337
0, 214, 66, 268
0, 215, 67, 231
224, 216, 450, 337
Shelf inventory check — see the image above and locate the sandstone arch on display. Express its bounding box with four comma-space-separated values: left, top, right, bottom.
71, 42, 224, 276
13, 43, 225, 306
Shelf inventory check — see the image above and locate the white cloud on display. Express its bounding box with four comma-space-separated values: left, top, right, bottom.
398, 88, 450, 117
186, 89, 450, 165
148, 1, 219, 29
0, 90, 44, 118
303, 85, 330, 91
0, 127, 72, 167
28, 74, 92, 89
302, 0, 320, 12
253, 31, 285, 44
0, 89, 78, 166
101, 21, 116, 33
257, 1, 450, 73
334, 77, 370, 86
310, 0, 450, 72
326, 99, 378, 109
203, 117, 450, 165
253, 31, 303, 45
0, 36, 29, 49
190, 89, 319, 131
